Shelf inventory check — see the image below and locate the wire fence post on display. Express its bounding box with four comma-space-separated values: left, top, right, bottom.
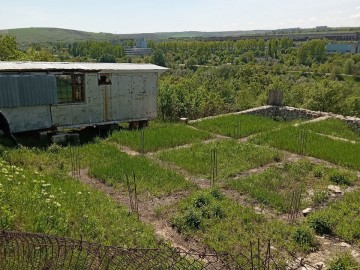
210, 148, 218, 187
140, 129, 145, 155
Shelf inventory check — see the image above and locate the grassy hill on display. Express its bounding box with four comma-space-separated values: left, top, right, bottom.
2, 26, 360, 44
3, 27, 268, 43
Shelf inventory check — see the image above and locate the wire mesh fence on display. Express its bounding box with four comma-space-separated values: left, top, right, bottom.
0, 230, 285, 270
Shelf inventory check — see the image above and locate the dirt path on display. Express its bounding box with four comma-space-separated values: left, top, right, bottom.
76, 168, 205, 253
291, 235, 360, 269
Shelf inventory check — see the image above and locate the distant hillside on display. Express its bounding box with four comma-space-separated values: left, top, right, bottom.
3, 27, 268, 44
2, 27, 360, 44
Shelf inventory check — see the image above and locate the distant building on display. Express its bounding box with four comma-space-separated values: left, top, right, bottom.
124, 39, 152, 57
316, 26, 328, 31
326, 43, 359, 54
124, 47, 152, 57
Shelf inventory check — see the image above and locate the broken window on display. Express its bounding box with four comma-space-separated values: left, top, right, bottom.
56, 74, 85, 103
98, 74, 112, 85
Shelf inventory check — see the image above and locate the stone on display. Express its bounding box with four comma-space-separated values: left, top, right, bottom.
340, 242, 351, 248
180, 117, 188, 123
328, 185, 342, 194
302, 208, 313, 216
351, 250, 359, 258
315, 262, 325, 269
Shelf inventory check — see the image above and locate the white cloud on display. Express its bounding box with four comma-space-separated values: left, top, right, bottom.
351, 13, 360, 19
356, 6, 360, 9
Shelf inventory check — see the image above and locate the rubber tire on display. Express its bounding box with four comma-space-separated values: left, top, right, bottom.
0, 112, 19, 146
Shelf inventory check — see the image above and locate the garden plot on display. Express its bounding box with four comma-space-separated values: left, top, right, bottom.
157, 139, 282, 181
226, 159, 358, 213
307, 189, 360, 248
251, 126, 360, 170
300, 117, 360, 142
110, 122, 212, 153
190, 114, 291, 139
158, 189, 319, 263
82, 142, 195, 197
0, 159, 157, 247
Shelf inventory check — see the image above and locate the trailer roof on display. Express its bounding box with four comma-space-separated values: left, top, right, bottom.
0, 61, 168, 73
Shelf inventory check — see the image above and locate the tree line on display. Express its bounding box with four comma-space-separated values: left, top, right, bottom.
1, 34, 360, 119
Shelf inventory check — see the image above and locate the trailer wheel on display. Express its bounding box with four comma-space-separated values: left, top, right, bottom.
0, 112, 19, 146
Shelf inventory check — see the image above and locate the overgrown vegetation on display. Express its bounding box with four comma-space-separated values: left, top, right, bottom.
0, 159, 157, 247
226, 160, 357, 213
157, 139, 281, 180
307, 189, 360, 247
300, 118, 360, 142
191, 114, 290, 138
166, 189, 317, 256
83, 142, 194, 197
251, 126, 360, 170
110, 122, 212, 153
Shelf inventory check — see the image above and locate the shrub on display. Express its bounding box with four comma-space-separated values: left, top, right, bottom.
193, 194, 210, 208
184, 209, 203, 230
212, 204, 225, 219
312, 190, 329, 205
308, 213, 333, 235
210, 188, 224, 200
293, 225, 318, 252
329, 252, 360, 270
329, 170, 355, 186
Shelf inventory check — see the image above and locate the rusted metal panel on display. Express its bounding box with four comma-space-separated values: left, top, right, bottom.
0, 75, 57, 108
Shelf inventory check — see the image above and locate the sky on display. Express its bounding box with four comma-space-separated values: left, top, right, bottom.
1, 0, 360, 34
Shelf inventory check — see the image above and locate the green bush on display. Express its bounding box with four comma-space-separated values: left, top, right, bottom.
308, 213, 333, 235
193, 194, 210, 208
210, 188, 224, 200
328, 170, 355, 186
293, 225, 318, 252
312, 190, 329, 205
329, 252, 360, 270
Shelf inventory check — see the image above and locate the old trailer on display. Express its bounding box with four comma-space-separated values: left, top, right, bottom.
0, 62, 167, 134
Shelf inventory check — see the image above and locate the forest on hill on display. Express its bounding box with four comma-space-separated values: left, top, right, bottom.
1, 33, 360, 120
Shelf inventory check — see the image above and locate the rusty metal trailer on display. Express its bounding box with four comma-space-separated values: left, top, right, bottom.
0, 62, 167, 134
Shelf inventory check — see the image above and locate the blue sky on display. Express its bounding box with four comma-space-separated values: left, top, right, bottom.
1, 0, 360, 33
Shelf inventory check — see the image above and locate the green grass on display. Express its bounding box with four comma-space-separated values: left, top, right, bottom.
164, 189, 317, 261
301, 118, 360, 142
83, 142, 194, 197
157, 139, 281, 180
251, 126, 360, 170
307, 189, 360, 247
0, 159, 156, 247
226, 160, 357, 213
110, 122, 212, 153
191, 114, 290, 139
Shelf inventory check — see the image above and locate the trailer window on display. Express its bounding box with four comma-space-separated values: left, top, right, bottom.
56, 74, 85, 103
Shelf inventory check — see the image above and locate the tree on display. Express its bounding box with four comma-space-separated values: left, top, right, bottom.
152, 49, 166, 66
343, 59, 354, 75
0, 35, 23, 60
